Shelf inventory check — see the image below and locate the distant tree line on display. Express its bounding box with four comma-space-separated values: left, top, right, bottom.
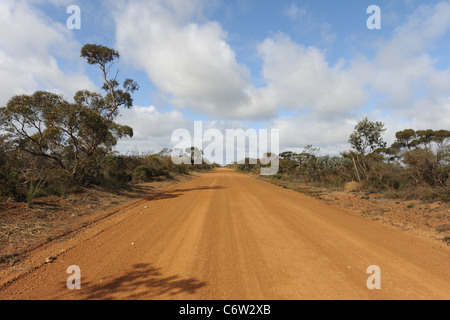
229, 118, 450, 201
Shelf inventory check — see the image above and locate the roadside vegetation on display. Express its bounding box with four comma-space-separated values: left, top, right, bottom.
228, 118, 450, 202
0, 44, 217, 205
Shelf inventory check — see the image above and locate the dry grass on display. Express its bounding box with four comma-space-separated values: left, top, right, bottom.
435, 224, 450, 232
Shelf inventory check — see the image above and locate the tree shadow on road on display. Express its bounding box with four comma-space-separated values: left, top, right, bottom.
143, 186, 226, 202
83, 263, 207, 299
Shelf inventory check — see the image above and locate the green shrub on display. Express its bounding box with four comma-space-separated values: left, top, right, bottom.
26, 179, 46, 207
272, 173, 282, 180
133, 165, 156, 182
0, 171, 19, 200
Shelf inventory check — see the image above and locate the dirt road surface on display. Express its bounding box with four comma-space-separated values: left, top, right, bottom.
0, 168, 449, 299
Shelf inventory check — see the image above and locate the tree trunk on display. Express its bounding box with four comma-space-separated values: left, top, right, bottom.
352, 155, 362, 183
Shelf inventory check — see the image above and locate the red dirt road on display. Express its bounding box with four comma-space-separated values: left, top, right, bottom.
0, 168, 449, 299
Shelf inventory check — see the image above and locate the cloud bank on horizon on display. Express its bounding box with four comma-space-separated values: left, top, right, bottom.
1, 0, 450, 160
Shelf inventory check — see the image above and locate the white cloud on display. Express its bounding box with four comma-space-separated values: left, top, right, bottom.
112, 0, 276, 120
118, 106, 190, 139
111, 1, 450, 155
115, 105, 193, 154
269, 115, 357, 156
114, 104, 256, 157
368, 1, 450, 107
268, 94, 450, 157
282, 2, 307, 22
398, 97, 450, 130
0, 0, 96, 105
282, 2, 336, 44
112, 0, 366, 121
257, 33, 367, 115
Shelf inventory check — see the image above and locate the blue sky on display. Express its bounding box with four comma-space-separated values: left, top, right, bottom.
1, 0, 450, 160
